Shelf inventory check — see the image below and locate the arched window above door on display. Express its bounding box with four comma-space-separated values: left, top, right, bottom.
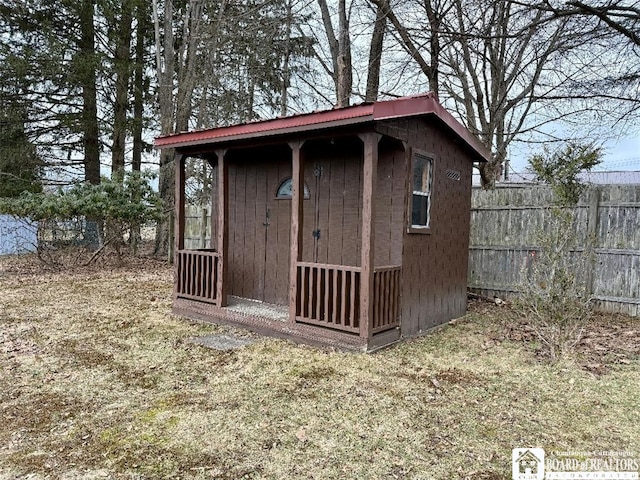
276, 177, 310, 199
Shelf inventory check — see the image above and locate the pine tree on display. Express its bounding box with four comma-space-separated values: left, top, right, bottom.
0, 99, 43, 197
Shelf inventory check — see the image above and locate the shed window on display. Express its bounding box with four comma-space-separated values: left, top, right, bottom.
410, 152, 433, 229
276, 177, 310, 199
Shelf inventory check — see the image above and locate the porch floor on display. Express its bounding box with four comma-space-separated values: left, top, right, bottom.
226, 296, 289, 322
174, 296, 393, 351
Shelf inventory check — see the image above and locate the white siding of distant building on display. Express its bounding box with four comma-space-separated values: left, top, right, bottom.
0, 215, 37, 255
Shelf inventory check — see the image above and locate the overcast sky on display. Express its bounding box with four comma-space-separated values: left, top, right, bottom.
506, 131, 640, 174
599, 136, 640, 171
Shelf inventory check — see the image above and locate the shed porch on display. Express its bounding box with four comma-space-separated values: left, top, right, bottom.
172, 133, 403, 350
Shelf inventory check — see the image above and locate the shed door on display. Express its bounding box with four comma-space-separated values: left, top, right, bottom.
228, 158, 291, 305
301, 138, 364, 267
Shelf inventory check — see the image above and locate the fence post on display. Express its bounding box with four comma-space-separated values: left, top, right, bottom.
200, 207, 208, 248
168, 211, 174, 264
584, 187, 600, 297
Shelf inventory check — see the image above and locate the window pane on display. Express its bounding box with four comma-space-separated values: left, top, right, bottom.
276, 178, 294, 198
423, 160, 431, 192
413, 156, 426, 192
276, 177, 310, 199
412, 193, 429, 226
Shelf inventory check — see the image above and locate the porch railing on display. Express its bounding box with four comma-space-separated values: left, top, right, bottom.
372, 266, 401, 333
295, 262, 361, 333
176, 249, 220, 304
295, 262, 401, 335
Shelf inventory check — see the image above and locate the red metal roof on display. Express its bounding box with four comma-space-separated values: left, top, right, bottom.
154, 93, 490, 161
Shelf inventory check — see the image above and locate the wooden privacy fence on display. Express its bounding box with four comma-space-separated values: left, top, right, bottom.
184, 206, 212, 250
469, 184, 640, 316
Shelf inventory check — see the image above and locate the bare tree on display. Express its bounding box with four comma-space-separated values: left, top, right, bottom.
444, 0, 576, 186
370, 0, 595, 187
525, 0, 640, 118
531, 0, 640, 46
368, 0, 444, 94
316, 0, 353, 106
153, 0, 175, 255
152, 0, 315, 255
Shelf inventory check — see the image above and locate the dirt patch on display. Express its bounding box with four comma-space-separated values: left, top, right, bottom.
0, 248, 167, 276
2, 391, 87, 435
461, 472, 508, 480
436, 367, 485, 386
55, 339, 115, 368
575, 312, 640, 373
469, 300, 639, 373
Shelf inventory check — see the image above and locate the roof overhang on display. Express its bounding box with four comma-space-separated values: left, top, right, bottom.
154, 93, 490, 162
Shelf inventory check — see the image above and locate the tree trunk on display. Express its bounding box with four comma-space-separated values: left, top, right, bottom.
153, 0, 176, 256
155, 149, 175, 256
153, 0, 202, 257
365, 0, 386, 102
132, 0, 148, 173
131, 0, 149, 251
281, 0, 293, 116
111, 0, 133, 176
425, 0, 440, 95
367, 0, 438, 93
336, 0, 352, 106
317, 0, 352, 107
79, 0, 100, 187
79, 0, 101, 249
175, 0, 201, 131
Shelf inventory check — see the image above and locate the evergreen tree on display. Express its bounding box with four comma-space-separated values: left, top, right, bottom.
0, 99, 43, 197
0, 0, 102, 185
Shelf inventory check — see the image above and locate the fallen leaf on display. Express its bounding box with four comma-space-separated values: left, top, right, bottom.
295, 427, 307, 443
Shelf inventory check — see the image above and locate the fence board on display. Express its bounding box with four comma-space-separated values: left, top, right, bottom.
184, 205, 212, 250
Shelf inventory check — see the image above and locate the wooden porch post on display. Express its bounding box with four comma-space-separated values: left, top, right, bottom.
289, 141, 304, 322
359, 133, 380, 339
216, 149, 229, 307
174, 153, 186, 256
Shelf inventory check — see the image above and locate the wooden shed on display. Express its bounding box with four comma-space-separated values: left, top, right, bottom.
155, 93, 489, 351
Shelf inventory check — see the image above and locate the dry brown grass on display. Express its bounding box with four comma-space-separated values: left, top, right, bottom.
1, 255, 638, 479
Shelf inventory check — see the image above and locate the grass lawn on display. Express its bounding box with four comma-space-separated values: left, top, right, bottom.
1, 255, 638, 479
